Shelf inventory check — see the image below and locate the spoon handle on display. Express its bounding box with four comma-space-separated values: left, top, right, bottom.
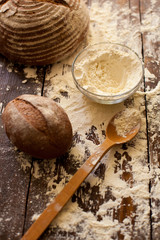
21, 139, 115, 240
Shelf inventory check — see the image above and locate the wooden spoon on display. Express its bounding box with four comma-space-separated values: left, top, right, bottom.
21, 112, 140, 240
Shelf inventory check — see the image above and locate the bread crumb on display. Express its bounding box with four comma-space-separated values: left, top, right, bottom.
6, 85, 10, 91
22, 79, 28, 84
31, 213, 41, 222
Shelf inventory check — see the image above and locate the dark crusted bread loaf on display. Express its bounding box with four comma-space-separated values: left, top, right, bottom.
2, 94, 73, 159
0, 0, 89, 65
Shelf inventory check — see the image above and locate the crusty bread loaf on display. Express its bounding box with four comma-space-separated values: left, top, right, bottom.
0, 0, 89, 65
2, 94, 73, 159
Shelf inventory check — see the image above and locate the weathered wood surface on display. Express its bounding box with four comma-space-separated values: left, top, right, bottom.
140, 0, 160, 239
0, 0, 159, 239
0, 56, 44, 240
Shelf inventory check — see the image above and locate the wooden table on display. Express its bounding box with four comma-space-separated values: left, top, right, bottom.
0, 0, 159, 239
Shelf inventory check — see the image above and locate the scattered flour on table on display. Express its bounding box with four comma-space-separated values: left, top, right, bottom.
145, 68, 156, 81
0, 102, 3, 111
23, 67, 37, 79
12, 0, 158, 239
30, 3, 150, 239
6, 63, 14, 72
15, 150, 32, 172
136, 80, 160, 97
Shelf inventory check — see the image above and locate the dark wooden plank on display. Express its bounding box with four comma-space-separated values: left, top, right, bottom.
114, 1, 148, 238
140, 0, 160, 239
0, 54, 44, 240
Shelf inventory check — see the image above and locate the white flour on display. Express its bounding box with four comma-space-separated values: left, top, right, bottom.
113, 109, 141, 137
74, 46, 142, 95
12, 0, 159, 239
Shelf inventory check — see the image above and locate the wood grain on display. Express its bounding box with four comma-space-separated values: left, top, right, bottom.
0, 55, 44, 239
140, 0, 160, 239
0, 0, 159, 239
25, 1, 150, 239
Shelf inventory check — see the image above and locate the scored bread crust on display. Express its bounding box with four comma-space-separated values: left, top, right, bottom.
2, 94, 73, 159
0, 0, 89, 65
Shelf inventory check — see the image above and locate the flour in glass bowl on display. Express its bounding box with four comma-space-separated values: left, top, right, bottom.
74, 47, 142, 95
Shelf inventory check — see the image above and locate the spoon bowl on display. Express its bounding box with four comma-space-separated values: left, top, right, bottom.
106, 114, 141, 143
22, 111, 141, 240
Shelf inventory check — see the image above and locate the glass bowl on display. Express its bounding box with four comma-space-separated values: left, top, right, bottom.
72, 42, 144, 104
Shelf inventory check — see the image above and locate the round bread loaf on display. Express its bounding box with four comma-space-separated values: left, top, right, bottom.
2, 94, 73, 159
0, 0, 89, 65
